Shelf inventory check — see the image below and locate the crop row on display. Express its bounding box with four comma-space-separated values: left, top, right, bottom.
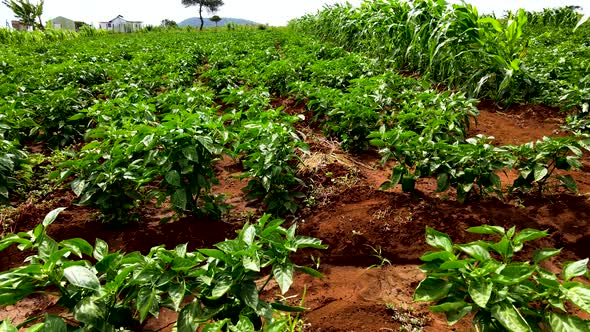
290, 0, 590, 109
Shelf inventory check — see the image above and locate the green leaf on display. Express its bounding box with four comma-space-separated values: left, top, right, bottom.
42, 207, 66, 227
436, 173, 450, 192
445, 303, 473, 326
494, 263, 535, 285
425, 227, 453, 252
74, 296, 105, 326
558, 175, 578, 192
60, 238, 93, 258
171, 189, 187, 210
242, 224, 256, 246
137, 287, 159, 323
239, 281, 259, 310
491, 301, 531, 332
294, 236, 326, 249
229, 316, 255, 332
457, 243, 490, 261
414, 277, 452, 302
42, 315, 67, 332
430, 301, 469, 313
166, 170, 181, 187
564, 259, 589, 281
199, 249, 227, 262
490, 237, 513, 260
439, 260, 472, 270
70, 178, 87, 197
169, 282, 185, 311
273, 261, 294, 294
420, 251, 455, 262
469, 279, 493, 308
533, 248, 561, 264
565, 284, 590, 314
0, 320, 17, 332
243, 254, 260, 272
24, 323, 44, 332
379, 180, 395, 191
547, 312, 590, 332
513, 228, 547, 246
63, 266, 100, 291
265, 320, 288, 332
177, 302, 202, 332
202, 320, 228, 332
533, 164, 548, 182
209, 275, 232, 299
467, 225, 505, 236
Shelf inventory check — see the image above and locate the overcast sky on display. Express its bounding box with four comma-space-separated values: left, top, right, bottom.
1, 0, 588, 28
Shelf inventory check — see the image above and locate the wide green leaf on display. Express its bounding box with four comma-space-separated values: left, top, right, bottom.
513, 228, 547, 246
63, 266, 100, 291
425, 227, 453, 252
533, 164, 548, 182
436, 173, 450, 192
166, 170, 181, 187
563, 259, 589, 281
42, 207, 67, 227
490, 301, 531, 332
457, 243, 490, 261
137, 287, 159, 322
273, 261, 294, 294
469, 279, 493, 308
565, 284, 590, 314
239, 281, 259, 310
0, 320, 17, 332
209, 275, 232, 299
171, 188, 188, 210
177, 302, 202, 332
547, 312, 590, 332
60, 238, 93, 258
414, 277, 452, 302
93, 238, 108, 261
202, 320, 228, 332
467, 225, 505, 236
42, 315, 67, 332
533, 248, 561, 264
169, 282, 185, 311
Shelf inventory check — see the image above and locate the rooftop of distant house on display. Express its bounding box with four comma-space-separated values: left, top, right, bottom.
99, 15, 142, 24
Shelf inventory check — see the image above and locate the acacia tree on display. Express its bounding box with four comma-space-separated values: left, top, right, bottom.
181, 0, 223, 31
2, 0, 44, 30
210, 15, 221, 28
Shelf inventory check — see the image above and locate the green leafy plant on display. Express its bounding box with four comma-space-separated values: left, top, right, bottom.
0, 208, 327, 331
237, 118, 308, 216
508, 136, 589, 194
414, 225, 590, 331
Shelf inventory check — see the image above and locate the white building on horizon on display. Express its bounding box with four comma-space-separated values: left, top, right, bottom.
98, 15, 142, 32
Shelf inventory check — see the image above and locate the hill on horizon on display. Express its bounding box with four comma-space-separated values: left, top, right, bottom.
178, 17, 258, 28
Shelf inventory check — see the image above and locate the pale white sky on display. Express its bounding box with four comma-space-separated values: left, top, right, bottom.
1, 0, 588, 28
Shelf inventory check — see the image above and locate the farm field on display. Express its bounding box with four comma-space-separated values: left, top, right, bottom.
2, 1, 590, 331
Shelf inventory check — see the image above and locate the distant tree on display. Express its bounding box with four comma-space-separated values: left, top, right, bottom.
181, 0, 224, 31
210, 15, 221, 27
74, 21, 89, 31
161, 19, 178, 27
2, 0, 44, 30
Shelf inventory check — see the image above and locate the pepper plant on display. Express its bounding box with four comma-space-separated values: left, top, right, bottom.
414, 225, 590, 331
0, 208, 327, 331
